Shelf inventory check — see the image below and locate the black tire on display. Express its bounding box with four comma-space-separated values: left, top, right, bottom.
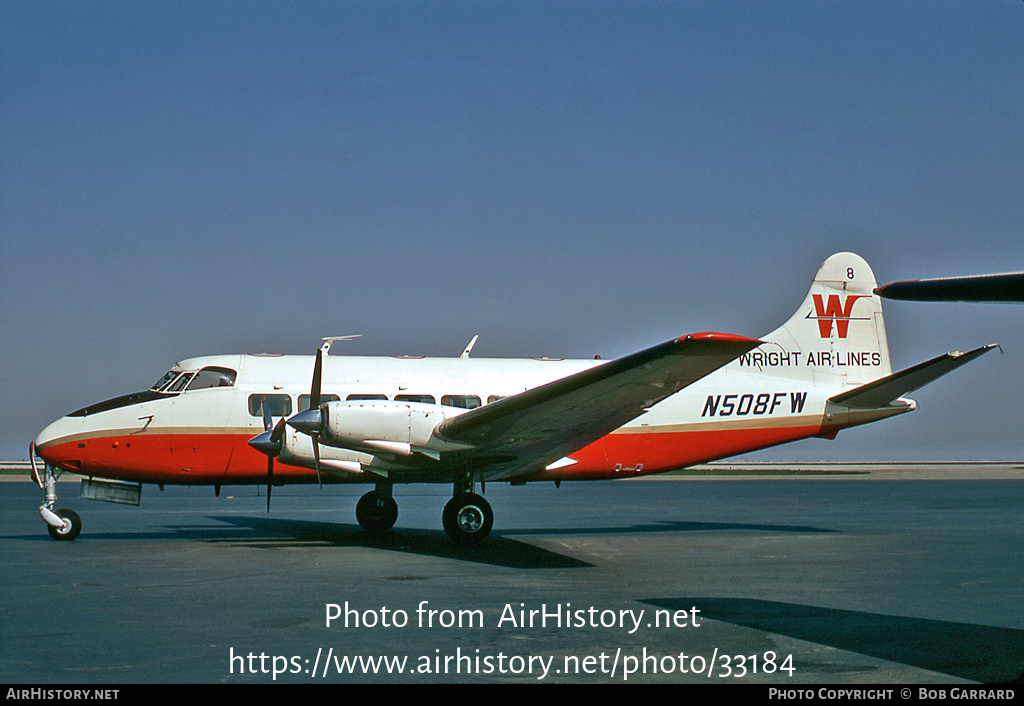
355, 491, 398, 534
442, 493, 493, 545
47, 508, 81, 541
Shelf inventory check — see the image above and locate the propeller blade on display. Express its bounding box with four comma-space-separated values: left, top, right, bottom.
312, 435, 323, 489
309, 348, 323, 410
266, 455, 273, 512
269, 416, 287, 443
279, 347, 327, 488
310, 347, 324, 489
260, 395, 273, 432
259, 396, 282, 512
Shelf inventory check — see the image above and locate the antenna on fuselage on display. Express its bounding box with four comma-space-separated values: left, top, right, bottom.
460, 335, 479, 359
321, 335, 362, 355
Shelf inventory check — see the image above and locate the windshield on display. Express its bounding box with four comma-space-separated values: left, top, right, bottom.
150, 366, 236, 393
150, 370, 180, 391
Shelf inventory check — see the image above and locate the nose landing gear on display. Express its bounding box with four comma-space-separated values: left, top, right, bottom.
31, 442, 82, 541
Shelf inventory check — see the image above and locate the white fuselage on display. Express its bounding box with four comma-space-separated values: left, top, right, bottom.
33, 350, 868, 486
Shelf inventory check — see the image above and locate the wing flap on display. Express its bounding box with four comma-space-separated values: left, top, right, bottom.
828, 344, 998, 410
436, 332, 761, 479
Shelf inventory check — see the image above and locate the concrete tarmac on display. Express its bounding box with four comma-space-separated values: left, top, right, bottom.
2, 465, 1023, 684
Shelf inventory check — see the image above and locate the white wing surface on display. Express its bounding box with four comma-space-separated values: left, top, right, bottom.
435, 332, 762, 481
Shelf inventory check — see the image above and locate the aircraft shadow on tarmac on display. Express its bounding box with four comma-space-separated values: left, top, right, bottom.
641, 597, 1024, 684
200, 515, 594, 569
15, 511, 832, 570
191, 514, 833, 569
498, 519, 834, 537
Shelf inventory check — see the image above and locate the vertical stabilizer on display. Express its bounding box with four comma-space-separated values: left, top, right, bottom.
760, 252, 891, 389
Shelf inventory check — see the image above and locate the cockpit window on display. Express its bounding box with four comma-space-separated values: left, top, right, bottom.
186, 366, 237, 391
167, 372, 195, 393
151, 370, 180, 391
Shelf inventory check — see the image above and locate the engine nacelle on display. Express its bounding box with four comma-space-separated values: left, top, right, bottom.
318, 401, 466, 455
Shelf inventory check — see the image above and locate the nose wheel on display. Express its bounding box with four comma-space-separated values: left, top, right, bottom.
31, 442, 82, 541
46, 508, 82, 541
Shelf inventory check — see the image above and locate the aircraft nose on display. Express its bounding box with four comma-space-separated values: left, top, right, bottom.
287, 408, 322, 435
35, 419, 62, 455
33, 417, 77, 469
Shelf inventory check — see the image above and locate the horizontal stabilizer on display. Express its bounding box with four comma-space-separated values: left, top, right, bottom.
828, 344, 998, 410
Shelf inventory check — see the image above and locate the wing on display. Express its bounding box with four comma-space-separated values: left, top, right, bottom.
876, 273, 1024, 303
436, 332, 762, 480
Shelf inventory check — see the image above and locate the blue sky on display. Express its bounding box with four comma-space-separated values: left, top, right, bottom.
2, 1, 1022, 462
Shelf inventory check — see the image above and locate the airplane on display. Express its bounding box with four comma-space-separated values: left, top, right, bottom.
30, 252, 997, 545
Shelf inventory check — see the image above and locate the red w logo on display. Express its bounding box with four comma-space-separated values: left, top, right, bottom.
810, 294, 868, 339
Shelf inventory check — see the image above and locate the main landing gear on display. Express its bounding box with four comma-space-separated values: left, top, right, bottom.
442, 473, 493, 545
30, 442, 82, 541
355, 484, 399, 534
354, 477, 493, 545
442, 492, 492, 545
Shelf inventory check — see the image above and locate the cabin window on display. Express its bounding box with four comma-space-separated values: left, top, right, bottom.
186, 366, 237, 391
346, 394, 389, 401
298, 393, 340, 411
395, 394, 435, 404
442, 395, 481, 409
248, 394, 292, 418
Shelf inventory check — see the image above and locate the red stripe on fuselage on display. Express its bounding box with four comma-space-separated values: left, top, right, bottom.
38, 421, 826, 485
37, 433, 315, 485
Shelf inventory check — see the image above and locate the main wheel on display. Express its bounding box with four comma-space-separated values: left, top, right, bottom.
47, 508, 81, 541
355, 491, 398, 534
442, 493, 493, 545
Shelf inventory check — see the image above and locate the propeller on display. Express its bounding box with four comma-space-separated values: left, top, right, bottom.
287, 348, 325, 488
248, 396, 287, 511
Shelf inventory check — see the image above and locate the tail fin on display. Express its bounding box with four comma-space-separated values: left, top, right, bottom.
760, 252, 891, 390
729, 252, 996, 438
